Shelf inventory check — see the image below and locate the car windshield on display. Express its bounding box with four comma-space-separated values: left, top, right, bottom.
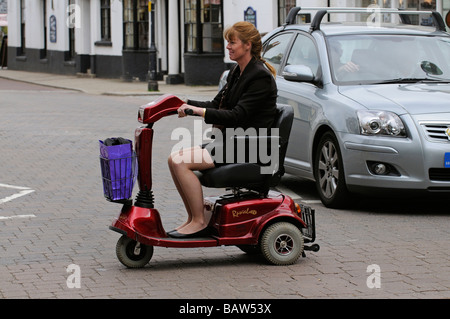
327, 34, 450, 85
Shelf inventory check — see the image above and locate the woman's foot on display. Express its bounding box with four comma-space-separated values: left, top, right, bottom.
169, 220, 211, 238
174, 220, 191, 231
168, 226, 212, 239
176, 220, 208, 235
173, 202, 213, 232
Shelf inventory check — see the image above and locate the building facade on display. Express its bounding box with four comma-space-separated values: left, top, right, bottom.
6, 0, 450, 85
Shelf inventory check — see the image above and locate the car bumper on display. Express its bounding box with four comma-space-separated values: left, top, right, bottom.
339, 116, 450, 192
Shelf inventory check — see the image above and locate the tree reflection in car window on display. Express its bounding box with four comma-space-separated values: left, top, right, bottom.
262, 33, 294, 74
286, 34, 320, 76
327, 34, 450, 85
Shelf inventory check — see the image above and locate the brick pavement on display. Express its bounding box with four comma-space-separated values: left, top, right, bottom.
1, 71, 450, 301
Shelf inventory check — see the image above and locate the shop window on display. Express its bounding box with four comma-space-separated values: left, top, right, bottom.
278, 0, 296, 25
41, 0, 47, 59
19, 0, 25, 56
185, 0, 223, 53
185, 0, 197, 52
101, 0, 111, 42
123, 0, 149, 50
67, 0, 76, 61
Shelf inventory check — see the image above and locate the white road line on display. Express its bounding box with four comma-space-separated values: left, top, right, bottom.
275, 185, 322, 205
275, 185, 303, 200
0, 189, 35, 204
0, 183, 35, 204
0, 183, 31, 190
301, 199, 322, 204
0, 214, 36, 221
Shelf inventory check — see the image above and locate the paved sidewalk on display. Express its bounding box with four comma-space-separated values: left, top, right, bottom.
0, 69, 219, 97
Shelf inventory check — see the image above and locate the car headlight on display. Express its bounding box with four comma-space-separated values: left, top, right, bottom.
357, 110, 406, 137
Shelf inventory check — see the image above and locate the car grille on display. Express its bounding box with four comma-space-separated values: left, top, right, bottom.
429, 168, 450, 181
421, 123, 450, 142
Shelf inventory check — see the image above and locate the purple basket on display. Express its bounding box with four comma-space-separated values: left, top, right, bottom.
99, 139, 137, 201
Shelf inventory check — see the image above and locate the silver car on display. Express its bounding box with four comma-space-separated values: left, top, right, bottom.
228, 8, 450, 208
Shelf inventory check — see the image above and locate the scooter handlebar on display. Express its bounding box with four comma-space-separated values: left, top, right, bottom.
138, 94, 184, 124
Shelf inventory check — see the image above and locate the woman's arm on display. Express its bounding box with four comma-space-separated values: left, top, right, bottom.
204, 73, 276, 128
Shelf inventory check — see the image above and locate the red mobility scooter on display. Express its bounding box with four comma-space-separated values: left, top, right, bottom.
102, 94, 319, 268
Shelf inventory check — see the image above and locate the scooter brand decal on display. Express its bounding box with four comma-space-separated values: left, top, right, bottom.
232, 207, 257, 218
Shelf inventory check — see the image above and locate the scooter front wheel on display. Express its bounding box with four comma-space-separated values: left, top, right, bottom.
116, 235, 154, 268
260, 222, 304, 266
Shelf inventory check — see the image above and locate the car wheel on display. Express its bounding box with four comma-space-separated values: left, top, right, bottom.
314, 131, 350, 208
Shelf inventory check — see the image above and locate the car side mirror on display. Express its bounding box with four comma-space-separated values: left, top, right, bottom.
282, 65, 315, 83
420, 61, 443, 76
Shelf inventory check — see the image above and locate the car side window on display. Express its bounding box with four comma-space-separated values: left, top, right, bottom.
286, 33, 319, 76
262, 33, 294, 74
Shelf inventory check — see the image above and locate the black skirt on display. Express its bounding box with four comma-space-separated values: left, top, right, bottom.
201, 133, 275, 168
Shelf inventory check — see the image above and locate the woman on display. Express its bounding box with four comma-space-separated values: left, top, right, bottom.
167, 21, 278, 238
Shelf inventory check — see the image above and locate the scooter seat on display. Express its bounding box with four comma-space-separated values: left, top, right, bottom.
196, 103, 294, 194
197, 163, 272, 190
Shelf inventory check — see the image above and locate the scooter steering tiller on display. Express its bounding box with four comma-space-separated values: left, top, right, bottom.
103, 94, 319, 268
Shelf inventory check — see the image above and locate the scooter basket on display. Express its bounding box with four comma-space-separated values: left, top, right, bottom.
99, 153, 137, 202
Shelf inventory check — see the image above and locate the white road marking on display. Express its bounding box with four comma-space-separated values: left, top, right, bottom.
0, 189, 35, 204
301, 199, 322, 204
275, 185, 322, 205
0, 183, 36, 220
275, 185, 303, 200
0, 214, 36, 221
0, 183, 33, 190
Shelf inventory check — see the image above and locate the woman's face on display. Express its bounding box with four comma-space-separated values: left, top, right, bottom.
226, 36, 251, 63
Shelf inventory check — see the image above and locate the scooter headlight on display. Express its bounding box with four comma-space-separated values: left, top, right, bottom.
138, 108, 145, 122
357, 110, 406, 137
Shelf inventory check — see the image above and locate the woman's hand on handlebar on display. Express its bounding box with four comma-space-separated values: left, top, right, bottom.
177, 104, 205, 118
177, 103, 190, 117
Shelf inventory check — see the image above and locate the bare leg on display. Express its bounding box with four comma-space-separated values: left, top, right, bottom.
168, 151, 192, 230
168, 146, 215, 234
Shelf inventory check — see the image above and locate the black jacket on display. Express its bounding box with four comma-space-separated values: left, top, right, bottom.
188, 58, 277, 130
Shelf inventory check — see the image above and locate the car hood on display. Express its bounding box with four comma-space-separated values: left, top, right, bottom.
338, 83, 450, 115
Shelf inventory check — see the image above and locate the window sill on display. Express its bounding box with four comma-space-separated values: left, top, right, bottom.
95, 40, 112, 47
64, 60, 76, 67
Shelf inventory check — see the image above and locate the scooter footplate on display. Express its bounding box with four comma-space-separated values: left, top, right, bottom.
136, 234, 218, 248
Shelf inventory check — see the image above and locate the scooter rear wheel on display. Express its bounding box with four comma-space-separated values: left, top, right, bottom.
116, 235, 154, 268
260, 222, 304, 265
